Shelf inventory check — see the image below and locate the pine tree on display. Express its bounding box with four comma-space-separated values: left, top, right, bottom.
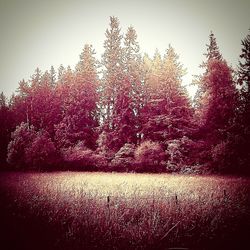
141, 46, 192, 143
31, 67, 42, 87
50, 65, 57, 86
238, 30, 250, 117
58, 64, 66, 81
198, 59, 237, 171
194, 31, 223, 120
101, 16, 124, 128
10, 79, 31, 125
204, 31, 223, 62
55, 44, 99, 150
111, 77, 137, 151
232, 30, 250, 171
202, 59, 236, 137
122, 26, 143, 144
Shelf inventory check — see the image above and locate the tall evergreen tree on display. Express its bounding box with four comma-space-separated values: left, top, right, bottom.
141, 46, 192, 143
204, 31, 223, 62
201, 59, 236, 137
50, 66, 57, 86
55, 44, 99, 149
124, 26, 143, 112
58, 64, 66, 82
194, 31, 223, 121
101, 16, 124, 128
10, 79, 31, 125
122, 26, 143, 144
232, 30, 250, 171
237, 30, 250, 119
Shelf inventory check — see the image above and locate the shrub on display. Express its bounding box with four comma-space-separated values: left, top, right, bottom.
7, 122, 36, 169
7, 123, 60, 170
62, 142, 106, 170
96, 130, 116, 162
165, 139, 183, 172
134, 140, 165, 172
211, 140, 235, 172
25, 130, 58, 170
110, 143, 135, 171
165, 136, 201, 172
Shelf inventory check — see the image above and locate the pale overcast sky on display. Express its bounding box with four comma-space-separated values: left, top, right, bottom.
0, 0, 249, 97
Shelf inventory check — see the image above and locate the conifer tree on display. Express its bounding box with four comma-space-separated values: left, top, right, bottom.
50, 66, 57, 86
111, 77, 136, 151
194, 32, 223, 121
232, 30, 250, 171
141, 46, 192, 143
124, 26, 143, 118
204, 31, 223, 62
101, 16, 124, 128
55, 44, 99, 149
58, 64, 66, 82
237, 30, 250, 120
201, 59, 236, 137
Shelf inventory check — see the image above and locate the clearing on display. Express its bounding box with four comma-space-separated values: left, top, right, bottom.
0, 172, 249, 250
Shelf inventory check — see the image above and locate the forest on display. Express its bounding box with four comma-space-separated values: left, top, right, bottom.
0, 16, 250, 175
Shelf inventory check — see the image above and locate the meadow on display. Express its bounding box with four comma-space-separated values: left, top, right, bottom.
0, 172, 249, 250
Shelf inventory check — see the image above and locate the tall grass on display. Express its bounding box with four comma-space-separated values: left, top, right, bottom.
0, 172, 249, 249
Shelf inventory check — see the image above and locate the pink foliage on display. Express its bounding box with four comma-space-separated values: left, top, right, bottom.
63, 142, 107, 169
7, 122, 36, 168
25, 130, 57, 170
134, 140, 165, 171
110, 143, 135, 170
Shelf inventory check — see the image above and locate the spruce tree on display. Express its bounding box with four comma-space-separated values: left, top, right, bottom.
123, 26, 143, 144
55, 44, 99, 150
194, 31, 223, 121
141, 46, 192, 143
204, 31, 223, 62
233, 30, 250, 171
50, 66, 57, 86
101, 16, 124, 129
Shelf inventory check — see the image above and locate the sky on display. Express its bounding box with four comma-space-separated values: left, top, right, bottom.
0, 0, 250, 98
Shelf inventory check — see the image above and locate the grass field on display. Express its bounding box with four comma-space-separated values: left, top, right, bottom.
0, 172, 249, 250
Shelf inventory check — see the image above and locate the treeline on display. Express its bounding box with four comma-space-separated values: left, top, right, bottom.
0, 17, 250, 174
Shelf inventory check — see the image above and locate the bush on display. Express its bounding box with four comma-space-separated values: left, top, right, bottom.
211, 140, 235, 172
165, 139, 183, 172
7, 122, 36, 169
110, 143, 135, 171
134, 140, 165, 172
25, 130, 58, 170
165, 136, 201, 172
63, 142, 107, 170
7, 123, 60, 170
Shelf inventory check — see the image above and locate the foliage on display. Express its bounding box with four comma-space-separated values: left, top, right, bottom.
140, 45, 193, 143
134, 140, 165, 172
25, 130, 58, 170
232, 30, 250, 174
7, 122, 36, 169
7, 123, 59, 170
62, 142, 106, 170
194, 31, 223, 116
2, 18, 250, 174
0, 92, 15, 166
101, 16, 124, 127
110, 143, 135, 171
